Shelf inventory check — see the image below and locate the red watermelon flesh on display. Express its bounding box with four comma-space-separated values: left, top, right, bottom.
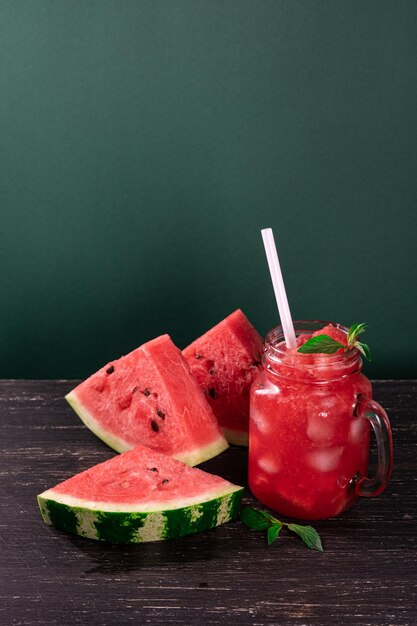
66, 335, 228, 466
43, 445, 239, 507
183, 309, 264, 446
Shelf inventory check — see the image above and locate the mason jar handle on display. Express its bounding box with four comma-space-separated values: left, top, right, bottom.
353, 394, 393, 497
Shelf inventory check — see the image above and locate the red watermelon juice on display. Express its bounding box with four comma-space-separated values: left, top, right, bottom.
248, 321, 393, 520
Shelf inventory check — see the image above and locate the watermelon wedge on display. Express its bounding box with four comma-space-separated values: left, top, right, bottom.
66, 335, 228, 466
183, 310, 264, 446
37, 445, 244, 543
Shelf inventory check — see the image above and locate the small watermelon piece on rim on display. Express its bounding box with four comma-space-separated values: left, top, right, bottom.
37, 445, 244, 543
311, 324, 348, 351
183, 309, 264, 447
65, 335, 228, 466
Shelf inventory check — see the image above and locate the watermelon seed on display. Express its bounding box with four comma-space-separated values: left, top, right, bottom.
208, 388, 217, 399
147, 467, 158, 472
132, 386, 138, 393
151, 420, 159, 432
161, 479, 169, 485
106, 365, 115, 374
195, 354, 202, 359
209, 368, 215, 375
156, 409, 166, 419
143, 388, 151, 396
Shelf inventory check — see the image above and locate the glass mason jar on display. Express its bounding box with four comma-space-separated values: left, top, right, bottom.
248, 321, 393, 520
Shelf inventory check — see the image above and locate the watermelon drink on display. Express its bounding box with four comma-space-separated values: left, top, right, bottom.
249, 321, 393, 520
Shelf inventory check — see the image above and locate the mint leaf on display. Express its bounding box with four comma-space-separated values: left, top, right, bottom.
355, 341, 371, 361
287, 523, 324, 552
347, 323, 371, 360
267, 523, 282, 545
347, 323, 367, 346
240, 507, 324, 552
240, 507, 271, 530
297, 335, 344, 355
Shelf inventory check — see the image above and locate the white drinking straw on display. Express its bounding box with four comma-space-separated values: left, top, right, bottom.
261, 228, 297, 349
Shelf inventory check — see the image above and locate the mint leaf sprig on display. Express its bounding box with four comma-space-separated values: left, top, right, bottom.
347, 323, 371, 360
240, 507, 323, 551
297, 322, 371, 361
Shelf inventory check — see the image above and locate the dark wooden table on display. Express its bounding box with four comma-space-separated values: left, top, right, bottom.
1, 380, 416, 625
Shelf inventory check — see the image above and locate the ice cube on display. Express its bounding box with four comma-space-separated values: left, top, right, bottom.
250, 408, 269, 433
258, 456, 281, 474
307, 410, 336, 442
349, 417, 367, 444
318, 394, 342, 412
251, 473, 269, 488
307, 447, 344, 472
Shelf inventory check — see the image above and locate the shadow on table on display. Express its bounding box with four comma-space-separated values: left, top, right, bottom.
70, 528, 237, 575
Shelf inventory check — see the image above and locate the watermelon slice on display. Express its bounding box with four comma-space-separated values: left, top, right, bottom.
183, 309, 264, 446
38, 445, 244, 543
66, 335, 228, 466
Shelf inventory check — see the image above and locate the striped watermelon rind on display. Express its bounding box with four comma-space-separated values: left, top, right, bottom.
65, 390, 229, 466
37, 485, 244, 543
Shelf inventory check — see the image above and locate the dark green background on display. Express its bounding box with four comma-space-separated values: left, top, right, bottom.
1, 1, 416, 379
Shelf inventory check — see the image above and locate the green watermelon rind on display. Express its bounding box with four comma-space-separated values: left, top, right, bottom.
37, 485, 244, 543
65, 390, 229, 466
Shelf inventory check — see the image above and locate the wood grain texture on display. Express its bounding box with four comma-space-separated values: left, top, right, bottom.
0, 380, 416, 626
